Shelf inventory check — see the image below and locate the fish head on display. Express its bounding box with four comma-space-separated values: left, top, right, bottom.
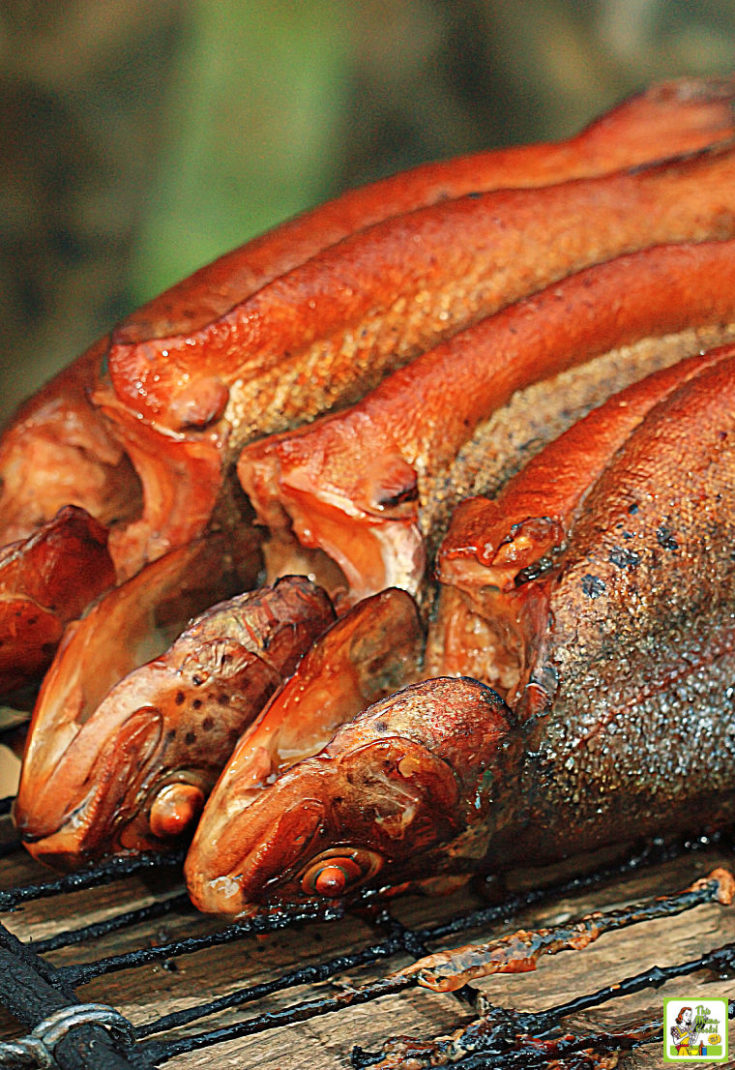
15, 659, 236, 867
13, 541, 249, 867
186, 678, 516, 914
238, 412, 425, 606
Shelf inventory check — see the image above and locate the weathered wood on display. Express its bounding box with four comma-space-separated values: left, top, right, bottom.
0, 827, 733, 1069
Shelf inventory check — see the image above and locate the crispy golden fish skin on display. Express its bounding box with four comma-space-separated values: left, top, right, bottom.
15, 575, 335, 868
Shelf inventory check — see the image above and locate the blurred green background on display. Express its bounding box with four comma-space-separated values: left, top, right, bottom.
1, 0, 734, 426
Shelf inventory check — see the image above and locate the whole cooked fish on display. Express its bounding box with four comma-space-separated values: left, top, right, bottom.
186, 350, 735, 912
4, 107, 735, 587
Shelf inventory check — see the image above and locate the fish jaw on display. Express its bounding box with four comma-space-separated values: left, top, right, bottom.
263, 483, 425, 608
17, 650, 244, 866
238, 415, 425, 607
15, 574, 336, 866
15, 538, 241, 828
15, 702, 166, 868
91, 384, 232, 581
185, 677, 516, 915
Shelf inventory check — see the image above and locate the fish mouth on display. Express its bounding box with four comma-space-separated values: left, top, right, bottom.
15, 708, 165, 868
185, 676, 514, 915
238, 438, 425, 608
258, 488, 425, 609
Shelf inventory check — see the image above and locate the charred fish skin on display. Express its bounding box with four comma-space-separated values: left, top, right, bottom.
14, 575, 336, 868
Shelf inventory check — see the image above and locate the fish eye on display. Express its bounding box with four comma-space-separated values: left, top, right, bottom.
149, 782, 205, 840
300, 847, 383, 898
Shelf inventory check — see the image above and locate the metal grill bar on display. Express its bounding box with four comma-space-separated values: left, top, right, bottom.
136, 885, 735, 1067
0, 922, 143, 1070
353, 1004, 735, 1070
353, 970, 735, 1068
135, 933, 408, 1038
1, 802, 733, 1070
0, 851, 184, 912
54, 850, 681, 1024
33, 893, 191, 955
522, 943, 735, 1033
367, 1024, 662, 1070
137, 973, 418, 1066
56, 902, 342, 987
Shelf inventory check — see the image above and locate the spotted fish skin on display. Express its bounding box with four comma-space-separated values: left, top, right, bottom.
492, 352, 735, 865
15, 575, 335, 867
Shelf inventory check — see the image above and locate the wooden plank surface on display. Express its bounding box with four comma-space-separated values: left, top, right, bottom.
1, 816, 734, 1069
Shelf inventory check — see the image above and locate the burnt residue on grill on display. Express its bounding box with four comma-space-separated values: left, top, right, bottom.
0, 796, 733, 1069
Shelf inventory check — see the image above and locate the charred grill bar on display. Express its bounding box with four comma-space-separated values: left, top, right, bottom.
1, 794, 733, 1069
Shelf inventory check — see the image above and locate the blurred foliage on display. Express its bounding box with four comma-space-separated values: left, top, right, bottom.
1, 0, 735, 423
131, 1, 352, 299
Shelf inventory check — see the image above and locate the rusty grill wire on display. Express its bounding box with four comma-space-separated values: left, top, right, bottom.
0, 793, 733, 1070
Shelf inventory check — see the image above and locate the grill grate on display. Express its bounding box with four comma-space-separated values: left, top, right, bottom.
1, 796, 733, 1069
